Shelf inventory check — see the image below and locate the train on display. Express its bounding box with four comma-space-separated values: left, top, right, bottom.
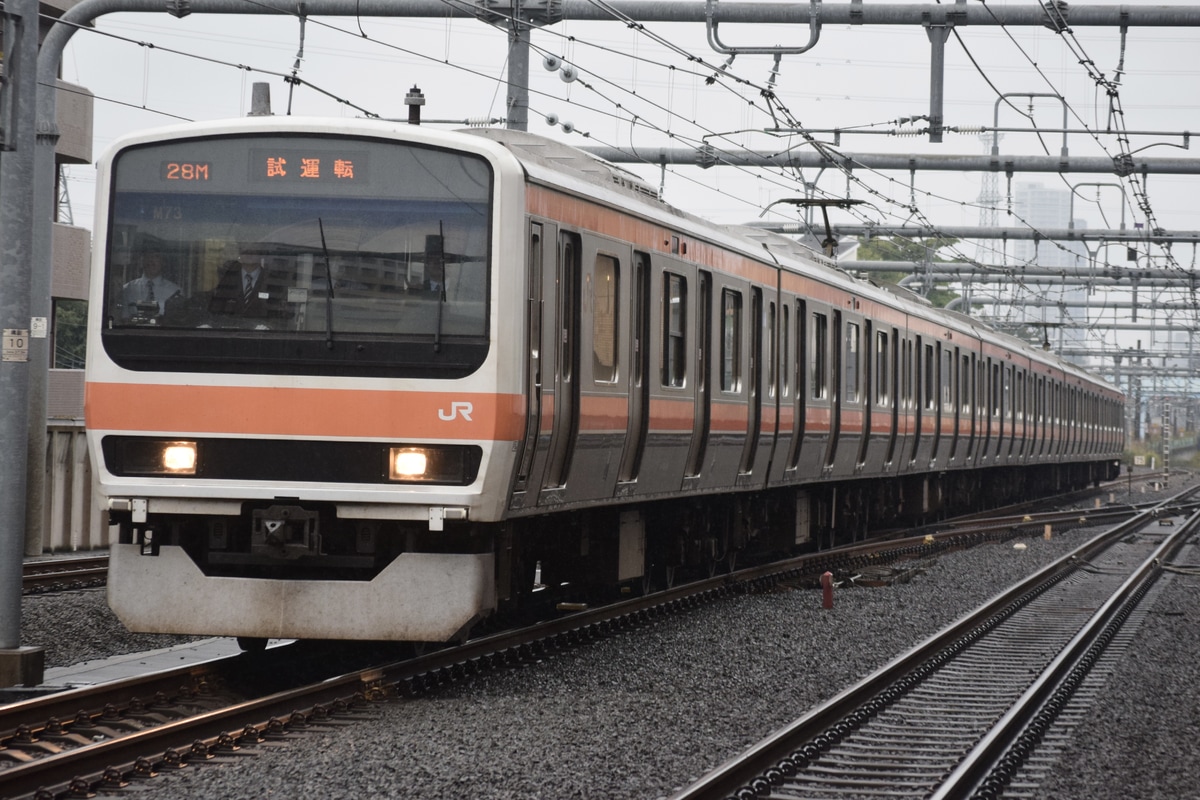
86, 114, 1125, 647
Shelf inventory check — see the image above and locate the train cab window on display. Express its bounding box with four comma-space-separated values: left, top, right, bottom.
844, 322, 861, 403
721, 289, 742, 393
811, 312, 828, 400
875, 330, 889, 406
103, 134, 493, 378
592, 254, 619, 384
662, 272, 687, 387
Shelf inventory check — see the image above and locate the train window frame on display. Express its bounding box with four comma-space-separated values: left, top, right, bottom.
591, 252, 620, 385
662, 272, 687, 388
102, 132, 495, 379
941, 346, 953, 412
844, 321, 861, 404
720, 288, 743, 394
811, 311, 828, 401
923, 342, 936, 411
766, 300, 778, 400
874, 329, 889, 407
781, 303, 791, 400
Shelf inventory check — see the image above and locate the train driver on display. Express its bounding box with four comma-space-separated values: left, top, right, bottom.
208, 249, 288, 320
119, 242, 181, 322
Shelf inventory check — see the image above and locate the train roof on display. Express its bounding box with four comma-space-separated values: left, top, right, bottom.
103, 117, 1111, 397
463, 127, 1119, 394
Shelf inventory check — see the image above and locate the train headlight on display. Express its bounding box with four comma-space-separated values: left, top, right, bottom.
390, 448, 429, 479
386, 445, 480, 484
112, 439, 199, 475
162, 443, 198, 473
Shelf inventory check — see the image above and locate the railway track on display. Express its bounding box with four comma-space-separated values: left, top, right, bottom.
21, 557, 108, 595
669, 485, 1199, 800
3, 493, 1141, 800
2, 480, 1181, 799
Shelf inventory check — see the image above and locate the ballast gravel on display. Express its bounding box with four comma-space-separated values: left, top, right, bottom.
19, 475, 1200, 799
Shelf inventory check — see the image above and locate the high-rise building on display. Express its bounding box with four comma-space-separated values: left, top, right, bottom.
1011, 182, 1090, 356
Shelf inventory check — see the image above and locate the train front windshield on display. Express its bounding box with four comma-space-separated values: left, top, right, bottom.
102, 133, 493, 378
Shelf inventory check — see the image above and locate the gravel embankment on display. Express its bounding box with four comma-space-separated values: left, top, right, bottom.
18, 476, 1199, 799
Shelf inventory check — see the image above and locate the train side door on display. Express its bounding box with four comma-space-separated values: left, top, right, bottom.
856, 320, 874, 471
785, 298, 808, 476
822, 310, 842, 474
543, 231, 581, 490
738, 287, 762, 476
684, 271, 712, 479
909, 335, 923, 466
618, 251, 651, 485
511, 221, 551, 507
883, 327, 900, 468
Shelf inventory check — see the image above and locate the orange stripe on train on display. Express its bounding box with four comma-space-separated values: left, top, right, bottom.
86, 383, 526, 441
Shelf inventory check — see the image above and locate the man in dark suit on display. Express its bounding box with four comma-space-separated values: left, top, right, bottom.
208, 252, 288, 320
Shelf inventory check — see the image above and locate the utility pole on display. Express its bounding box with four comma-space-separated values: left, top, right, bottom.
0, 0, 46, 686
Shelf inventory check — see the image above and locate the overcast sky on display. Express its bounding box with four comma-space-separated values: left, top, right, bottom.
58, 0, 1200, 356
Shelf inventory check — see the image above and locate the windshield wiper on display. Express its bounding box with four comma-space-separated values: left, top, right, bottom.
318, 218, 335, 349
429, 222, 446, 353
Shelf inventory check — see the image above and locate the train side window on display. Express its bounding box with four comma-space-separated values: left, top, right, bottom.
961, 354, 971, 414
923, 343, 936, 411
767, 301, 777, 399
781, 304, 791, 399
662, 272, 687, 388
991, 363, 1001, 417
811, 312, 828, 400
844, 321, 860, 403
941, 346, 953, 412
592, 254, 619, 384
875, 330, 889, 407
721, 289, 742, 393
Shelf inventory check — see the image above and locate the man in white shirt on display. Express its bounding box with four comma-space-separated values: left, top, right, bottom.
120, 245, 181, 321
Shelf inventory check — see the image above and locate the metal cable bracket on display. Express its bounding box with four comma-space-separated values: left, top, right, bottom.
705, 0, 822, 56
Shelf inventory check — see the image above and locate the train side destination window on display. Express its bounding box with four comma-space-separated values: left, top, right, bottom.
592, 254, 619, 384
662, 272, 687, 388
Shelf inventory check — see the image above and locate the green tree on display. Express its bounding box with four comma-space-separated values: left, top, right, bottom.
54, 299, 88, 369
854, 236, 964, 308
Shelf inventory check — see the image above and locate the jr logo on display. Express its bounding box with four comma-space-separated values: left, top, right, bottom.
438, 401, 474, 422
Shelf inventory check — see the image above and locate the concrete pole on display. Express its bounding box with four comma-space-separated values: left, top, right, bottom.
506, 10, 530, 131
0, 0, 46, 685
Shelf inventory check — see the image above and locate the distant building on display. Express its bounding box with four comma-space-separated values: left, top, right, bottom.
1011, 182, 1090, 358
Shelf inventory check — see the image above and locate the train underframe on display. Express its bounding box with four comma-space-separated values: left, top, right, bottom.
107, 459, 1118, 644
499, 459, 1120, 613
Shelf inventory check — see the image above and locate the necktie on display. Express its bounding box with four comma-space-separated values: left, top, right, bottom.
244, 272, 254, 300
146, 278, 155, 302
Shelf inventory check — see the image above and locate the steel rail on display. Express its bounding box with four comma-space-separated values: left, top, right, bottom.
668, 485, 1199, 800
932, 505, 1200, 799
